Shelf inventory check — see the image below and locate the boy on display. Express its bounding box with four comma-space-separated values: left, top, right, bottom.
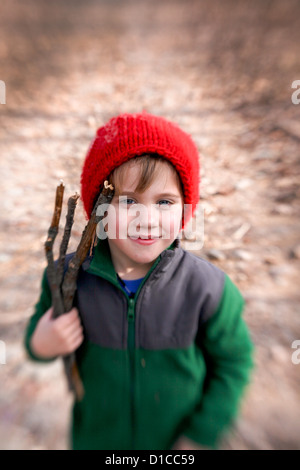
24, 112, 254, 450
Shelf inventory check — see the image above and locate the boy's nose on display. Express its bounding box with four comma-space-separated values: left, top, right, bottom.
129, 203, 160, 232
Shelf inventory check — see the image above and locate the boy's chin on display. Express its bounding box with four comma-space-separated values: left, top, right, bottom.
124, 240, 164, 258
128, 247, 162, 265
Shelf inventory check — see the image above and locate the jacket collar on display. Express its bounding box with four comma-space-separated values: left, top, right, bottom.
82, 236, 181, 282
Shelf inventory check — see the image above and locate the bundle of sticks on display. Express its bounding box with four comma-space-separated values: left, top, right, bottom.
45, 180, 114, 401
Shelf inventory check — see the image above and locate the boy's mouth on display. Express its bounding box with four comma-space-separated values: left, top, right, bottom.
129, 235, 161, 245
129, 235, 160, 240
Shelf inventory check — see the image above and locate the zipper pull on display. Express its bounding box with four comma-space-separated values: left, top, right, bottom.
128, 297, 135, 322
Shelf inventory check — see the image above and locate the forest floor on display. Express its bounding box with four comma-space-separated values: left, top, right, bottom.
0, 0, 299, 449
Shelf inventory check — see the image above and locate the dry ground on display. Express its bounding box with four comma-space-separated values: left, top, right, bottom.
0, 0, 299, 450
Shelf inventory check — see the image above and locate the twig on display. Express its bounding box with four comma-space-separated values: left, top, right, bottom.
61, 182, 114, 401
56, 193, 80, 289
44, 180, 114, 402
45, 182, 80, 396
45, 181, 65, 319
62, 182, 115, 312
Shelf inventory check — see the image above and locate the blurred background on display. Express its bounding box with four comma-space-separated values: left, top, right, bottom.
0, 0, 300, 450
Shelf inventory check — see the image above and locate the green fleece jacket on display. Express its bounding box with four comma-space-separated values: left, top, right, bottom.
24, 238, 254, 450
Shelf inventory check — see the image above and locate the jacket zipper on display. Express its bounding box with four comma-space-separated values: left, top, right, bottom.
109, 286, 136, 447
127, 297, 135, 350
126, 258, 162, 449
127, 296, 136, 448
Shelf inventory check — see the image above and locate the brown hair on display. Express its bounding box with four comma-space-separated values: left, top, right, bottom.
108, 154, 184, 197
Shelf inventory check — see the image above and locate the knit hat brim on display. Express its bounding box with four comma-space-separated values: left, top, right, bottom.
81, 112, 200, 225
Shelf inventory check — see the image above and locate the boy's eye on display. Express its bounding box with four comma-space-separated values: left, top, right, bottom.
157, 200, 172, 207
120, 197, 136, 205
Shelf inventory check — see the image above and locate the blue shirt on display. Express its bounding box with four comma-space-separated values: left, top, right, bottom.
117, 276, 144, 298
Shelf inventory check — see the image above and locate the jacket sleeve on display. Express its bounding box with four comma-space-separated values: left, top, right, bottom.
24, 268, 56, 362
183, 273, 255, 448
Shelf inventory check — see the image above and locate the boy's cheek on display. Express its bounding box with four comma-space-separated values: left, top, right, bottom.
160, 208, 183, 239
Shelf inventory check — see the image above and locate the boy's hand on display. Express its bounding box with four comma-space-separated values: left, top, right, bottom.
30, 307, 84, 359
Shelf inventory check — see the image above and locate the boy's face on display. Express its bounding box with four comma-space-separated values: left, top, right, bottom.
106, 162, 183, 275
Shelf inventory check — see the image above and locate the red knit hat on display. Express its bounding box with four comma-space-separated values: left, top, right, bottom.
81, 112, 200, 224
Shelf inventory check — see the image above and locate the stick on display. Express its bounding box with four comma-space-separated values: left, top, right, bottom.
55, 191, 83, 400
45, 181, 65, 319
61, 182, 114, 402
45, 180, 114, 401
45, 182, 80, 396
56, 193, 80, 291
62, 181, 114, 312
